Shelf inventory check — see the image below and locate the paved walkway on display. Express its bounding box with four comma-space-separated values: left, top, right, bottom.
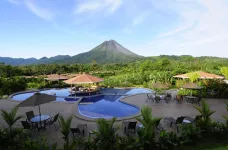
0, 94, 227, 148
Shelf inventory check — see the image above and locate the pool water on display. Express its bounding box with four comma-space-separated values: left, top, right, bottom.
11, 88, 154, 118
78, 95, 139, 118
11, 89, 79, 102
78, 88, 154, 118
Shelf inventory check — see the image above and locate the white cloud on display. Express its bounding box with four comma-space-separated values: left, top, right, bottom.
132, 11, 151, 27
24, 0, 55, 22
157, 23, 193, 38
7, 0, 19, 5
133, 0, 228, 57
75, 0, 123, 14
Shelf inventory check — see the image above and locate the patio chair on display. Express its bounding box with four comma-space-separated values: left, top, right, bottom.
21, 120, 36, 131
147, 94, 154, 102
48, 113, 59, 131
71, 124, 87, 137
155, 96, 160, 103
165, 93, 172, 101
155, 119, 163, 131
71, 128, 81, 137
195, 96, 202, 105
26, 111, 35, 122
175, 95, 183, 103
164, 116, 185, 132
123, 121, 137, 135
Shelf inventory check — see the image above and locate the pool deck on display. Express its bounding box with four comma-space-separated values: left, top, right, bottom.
0, 93, 228, 148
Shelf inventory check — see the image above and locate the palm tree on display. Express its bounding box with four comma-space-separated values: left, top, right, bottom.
193, 99, 216, 127
136, 106, 162, 149
58, 115, 76, 150
93, 117, 119, 150
1, 105, 23, 133
222, 101, 228, 127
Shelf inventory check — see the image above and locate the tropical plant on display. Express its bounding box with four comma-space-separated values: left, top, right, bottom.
93, 117, 119, 150
223, 101, 228, 127
136, 106, 162, 149
193, 100, 216, 129
58, 115, 76, 150
22, 137, 57, 150
220, 66, 228, 79
158, 130, 180, 150
0, 105, 28, 149
1, 105, 23, 133
187, 72, 200, 83
179, 124, 201, 144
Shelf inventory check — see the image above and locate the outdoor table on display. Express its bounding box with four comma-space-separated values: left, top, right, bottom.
152, 95, 166, 103
30, 115, 50, 123
30, 115, 50, 131
185, 96, 197, 104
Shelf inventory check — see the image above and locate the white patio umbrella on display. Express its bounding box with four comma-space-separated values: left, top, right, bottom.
19, 93, 56, 120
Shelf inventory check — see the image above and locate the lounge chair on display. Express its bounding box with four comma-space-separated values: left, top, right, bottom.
123, 121, 137, 135
164, 116, 185, 132
48, 113, 59, 131
26, 111, 35, 122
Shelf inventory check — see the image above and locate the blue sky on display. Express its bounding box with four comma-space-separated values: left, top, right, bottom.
0, 0, 228, 58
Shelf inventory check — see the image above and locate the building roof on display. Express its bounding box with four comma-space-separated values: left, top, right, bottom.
45, 74, 68, 81
182, 83, 202, 89
64, 73, 104, 84
173, 71, 224, 79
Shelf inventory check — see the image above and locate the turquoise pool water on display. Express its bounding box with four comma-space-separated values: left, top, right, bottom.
11, 88, 154, 118
78, 88, 154, 118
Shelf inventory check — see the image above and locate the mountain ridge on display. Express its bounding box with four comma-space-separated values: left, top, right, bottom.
0, 40, 143, 65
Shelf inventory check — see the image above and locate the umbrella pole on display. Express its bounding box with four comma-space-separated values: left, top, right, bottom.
75, 85, 76, 97
38, 105, 41, 127
39, 105, 41, 117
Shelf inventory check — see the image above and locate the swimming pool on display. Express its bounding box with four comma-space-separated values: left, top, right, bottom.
78, 95, 139, 118
11, 88, 153, 101
11, 88, 154, 118
78, 88, 154, 118
11, 89, 80, 102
